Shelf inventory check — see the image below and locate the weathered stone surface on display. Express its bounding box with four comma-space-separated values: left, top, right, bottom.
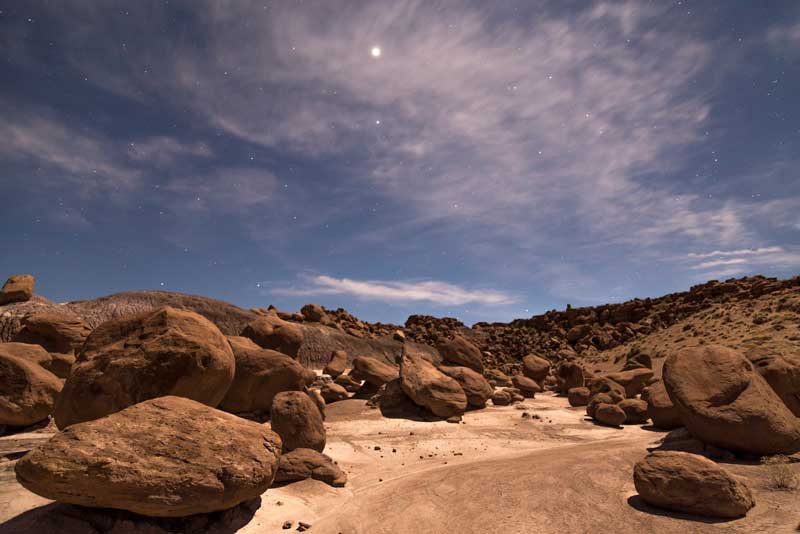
663, 344, 800, 455
377, 378, 420, 417
274, 448, 347, 487
619, 398, 649, 425
484, 368, 512, 387
745, 345, 800, 417
491, 390, 513, 406
400, 345, 467, 418
241, 313, 304, 359
567, 387, 590, 407
0, 348, 62, 426
301, 304, 328, 323
334, 373, 363, 392
435, 335, 483, 373
13, 312, 92, 356
605, 368, 654, 397
641, 380, 682, 430
0, 274, 34, 305
53, 307, 235, 429
270, 391, 326, 453
556, 361, 584, 393
0, 341, 73, 379
588, 377, 626, 399
586, 392, 616, 419
323, 350, 348, 378
512, 375, 541, 397
439, 365, 493, 408
594, 403, 626, 426
521, 354, 550, 382
220, 336, 311, 415
15, 396, 282, 517
320, 382, 349, 403
634, 451, 755, 518
351, 356, 398, 387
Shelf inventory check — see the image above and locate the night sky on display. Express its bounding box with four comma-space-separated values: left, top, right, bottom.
1, 1, 798, 324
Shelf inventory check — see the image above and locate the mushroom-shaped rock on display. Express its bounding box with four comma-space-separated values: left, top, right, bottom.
270, 391, 326, 453
567, 387, 591, 407
0, 274, 34, 305
351, 356, 398, 387
400, 345, 467, 418
663, 344, 800, 455
13, 312, 92, 356
641, 380, 682, 430
435, 335, 483, 373
274, 448, 347, 487
619, 398, 649, 425
594, 403, 626, 427
241, 313, 304, 358
605, 368, 654, 397
320, 382, 349, 403
512, 375, 541, 398
15, 396, 282, 517
220, 336, 311, 416
323, 350, 348, 378
53, 307, 235, 429
0, 349, 62, 426
521, 354, 550, 383
439, 365, 493, 408
633, 451, 755, 518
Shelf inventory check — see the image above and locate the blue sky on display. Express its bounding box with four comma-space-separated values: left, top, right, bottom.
0, 1, 798, 324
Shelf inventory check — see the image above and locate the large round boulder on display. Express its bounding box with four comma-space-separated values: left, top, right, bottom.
512, 375, 541, 398
594, 403, 626, 427
241, 313, 304, 358
567, 387, 591, 407
663, 344, 800, 455
53, 307, 235, 429
270, 391, 326, 453
400, 345, 467, 418
555, 361, 584, 393
435, 335, 483, 373
641, 380, 682, 430
15, 396, 282, 517
274, 448, 347, 488
618, 398, 649, 425
13, 312, 92, 356
0, 274, 34, 305
439, 365, 493, 408
220, 336, 311, 416
351, 356, 398, 387
633, 451, 755, 518
0, 349, 62, 426
521, 354, 550, 383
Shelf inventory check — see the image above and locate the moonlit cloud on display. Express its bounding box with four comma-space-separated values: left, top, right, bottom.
273, 275, 517, 306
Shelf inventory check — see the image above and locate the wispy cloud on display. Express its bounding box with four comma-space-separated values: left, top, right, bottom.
684, 246, 800, 276
272, 275, 517, 306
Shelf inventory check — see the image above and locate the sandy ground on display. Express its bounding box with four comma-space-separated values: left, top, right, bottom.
2, 394, 799, 533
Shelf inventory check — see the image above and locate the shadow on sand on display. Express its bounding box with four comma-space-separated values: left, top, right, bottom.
626, 495, 740, 525
0, 497, 261, 534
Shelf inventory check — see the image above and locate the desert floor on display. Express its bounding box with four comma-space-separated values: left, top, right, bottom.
2, 393, 798, 534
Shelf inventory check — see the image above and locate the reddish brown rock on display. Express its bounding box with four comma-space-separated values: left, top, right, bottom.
491, 390, 513, 406
663, 344, 800, 455
555, 361, 584, 393
484, 368, 512, 387
0, 349, 62, 426
220, 336, 311, 416
586, 392, 616, 419
13, 312, 92, 356
567, 387, 591, 407
270, 391, 326, 453
605, 368, 654, 397
745, 345, 800, 417
320, 382, 349, 403
351, 356, 398, 387
588, 377, 626, 399
377, 378, 420, 418
521, 354, 550, 383
512, 375, 541, 398
400, 345, 467, 418
241, 313, 303, 358
0, 274, 34, 305
323, 350, 348, 378
439, 365, 493, 408
0, 341, 74, 379
594, 403, 626, 427
274, 448, 347, 487
435, 335, 483, 373
641, 381, 683, 430
334, 373, 363, 392
619, 398, 649, 425
634, 451, 755, 518
53, 307, 235, 429
15, 396, 282, 517
301, 304, 328, 323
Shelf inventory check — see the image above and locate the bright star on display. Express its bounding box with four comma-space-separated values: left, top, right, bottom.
371, 46, 381, 58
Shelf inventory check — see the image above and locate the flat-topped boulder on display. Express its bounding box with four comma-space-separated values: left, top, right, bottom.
0, 274, 34, 305
663, 344, 800, 455
605, 368, 654, 397
323, 349, 348, 377
15, 396, 282, 517
13, 311, 92, 356
351, 355, 399, 387
274, 448, 347, 487
54, 306, 235, 429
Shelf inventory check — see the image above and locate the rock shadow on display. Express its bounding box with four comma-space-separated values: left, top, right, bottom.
626, 495, 740, 524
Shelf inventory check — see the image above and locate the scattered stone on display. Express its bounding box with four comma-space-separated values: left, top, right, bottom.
555, 361, 585, 393
588, 377, 626, 399
15, 396, 282, 517
274, 448, 347, 487
323, 349, 348, 378
663, 344, 800, 455
567, 386, 591, 407
435, 335, 484, 373
271, 391, 326, 453
53, 307, 235, 429
586, 393, 616, 419
283, 521, 293, 529
622, 351, 653, 371
0, 347, 62, 426
241, 313, 304, 359
0, 274, 34, 305
400, 345, 467, 418
633, 451, 755, 518
297, 521, 312, 531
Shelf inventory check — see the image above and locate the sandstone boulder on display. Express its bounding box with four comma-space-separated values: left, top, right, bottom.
0, 349, 62, 426
334, 373, 363, 392
605, 368, 654, 397
623, 351, 653, 371
300, 303, 328, 323
13, 312, 92, 355
53, 307, 235, 429
633, 451, 755, 518
270, 391, 326, 453
556, 361, 584, 393
0, 341, 73, 379
594, 403, 626, 427
378, 378, 420, 418
320, 383, 349, 403
351, 356, 398, 387
439, 365, 493, 408
241, 313, 303, 358
521, 354, 550, 382
491, 390, 512, 406
323, 349, 348, 378
0, 274, 34, 305
220, 336, 311, 416
512, 375, 541, 398
274, 448, 347, 487
435, 335, 483, 373
400, 345, 467, 418
619, 398, 649, 425
15, 396, 282, 517
663, 345, 800, 455
586, 392, 616, 419
567, 387, 591, 407
588, 377, 626, 399
641, 381, 682, 430
746, 345, 800, 417
484, 368, 512, 387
